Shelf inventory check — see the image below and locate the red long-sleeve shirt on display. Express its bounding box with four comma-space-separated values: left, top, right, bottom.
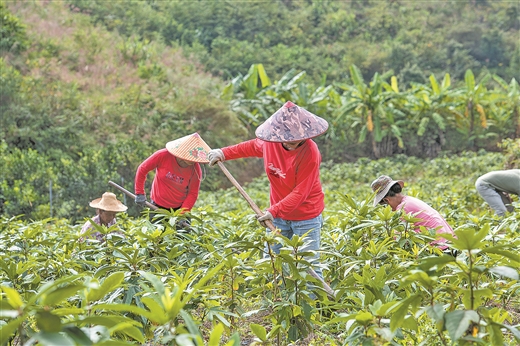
134, 149, 202, 211
222, 139, 325, 220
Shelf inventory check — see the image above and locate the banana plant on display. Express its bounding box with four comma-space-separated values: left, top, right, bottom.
403, 73, 461, 157
335, 64, 405, 158
491, 75, 520, 138
450, 69, 493, 148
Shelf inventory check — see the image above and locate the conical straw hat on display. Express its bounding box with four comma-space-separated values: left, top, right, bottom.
255, 101, 329, 142
89, 192, 128, 212
166, 133, 211, 163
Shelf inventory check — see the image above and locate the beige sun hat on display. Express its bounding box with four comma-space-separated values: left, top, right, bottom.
89, 192, 128, 212
166, 133, 211, 163
370, 175, 404, 207
255, 101, 329, 142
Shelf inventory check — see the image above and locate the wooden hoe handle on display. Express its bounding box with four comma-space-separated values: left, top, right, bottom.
215, 161, 336, 299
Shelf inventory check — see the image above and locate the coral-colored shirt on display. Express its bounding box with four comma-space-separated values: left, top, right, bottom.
398, 195, 454, 248
135, 149, 202, 211
222, 138, 325, 220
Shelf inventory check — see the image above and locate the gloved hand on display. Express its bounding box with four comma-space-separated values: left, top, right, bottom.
176, 219, 191, 230
208, 149, 225, 166
257, 210, 274, 227
135, 194, 147, 207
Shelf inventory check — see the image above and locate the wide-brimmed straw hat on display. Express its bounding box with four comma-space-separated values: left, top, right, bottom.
166, 133, 211, 163
255, 101, 329, 142
89, 192, 128, 212
370, 175, 404, 206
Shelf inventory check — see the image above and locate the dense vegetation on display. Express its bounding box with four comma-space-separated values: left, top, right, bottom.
2, 1, 519, 220
67, 0, 520, 85
1, 152, 519, 345
1, 2, 519, 344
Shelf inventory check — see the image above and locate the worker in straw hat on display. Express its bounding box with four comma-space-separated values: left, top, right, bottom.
80, 192, 127, 241
208, 101, 329, 280
371, 175, 455, 250
134, 133, 211, 227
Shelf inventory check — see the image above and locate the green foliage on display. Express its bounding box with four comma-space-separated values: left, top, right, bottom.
67, 0, 520, 85
1, 153, 520, 344
0, 2, 28, 54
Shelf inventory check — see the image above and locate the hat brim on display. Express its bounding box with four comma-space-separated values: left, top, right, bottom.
255, 102, 329, 142
166, 134, 211, 163
89, 198, 128, 212
373, 180, 404, 206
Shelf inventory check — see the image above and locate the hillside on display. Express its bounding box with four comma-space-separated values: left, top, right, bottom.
67, 0, 520, 85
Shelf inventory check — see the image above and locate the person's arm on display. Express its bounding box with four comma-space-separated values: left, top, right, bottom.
221, 139, 264, 161
180, 164, 202, 212
268, 156, 320, 218
134, 151, 162, 195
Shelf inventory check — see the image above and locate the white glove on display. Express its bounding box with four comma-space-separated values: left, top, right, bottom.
257, 210, 274, 227
208, 149, 225, 166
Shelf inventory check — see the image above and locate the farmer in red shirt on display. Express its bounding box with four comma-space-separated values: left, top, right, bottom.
134, 133, 211, 227
208, 101, 329, 279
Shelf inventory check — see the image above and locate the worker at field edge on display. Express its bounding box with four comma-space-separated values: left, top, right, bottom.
208, 101, 328, 281
475, 169, 520, 217
80, 192, 127, 242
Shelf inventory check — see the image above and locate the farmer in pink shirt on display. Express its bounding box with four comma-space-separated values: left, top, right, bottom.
371, 175, 454, 250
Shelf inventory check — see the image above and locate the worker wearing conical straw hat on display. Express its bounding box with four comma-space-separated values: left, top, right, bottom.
208, 101, 329, 280
134, 133, 211, 220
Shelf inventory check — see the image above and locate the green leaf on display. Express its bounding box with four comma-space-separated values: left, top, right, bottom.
91, 303, 156, 322
73, 315, 141, 329
430, 74, 440, 95
62, 325, 94, 346
391, 76, 398, 93
224, 332, 241, 346
43, 284, 84, 306
250, 323, 267, 341
87, 272, 124, 302
1, 286, 24, 309
109, 322, 144, 343
390, 295, 421, 332
209, 323, 225, 345
139, 271, 165, 296
465, 70, 475, 91
448, 225, 489, 251
0, 317, 24, 345
444, 310, 479, 341
441, 73, 451, 89
30, 331, 76, 346
488, 266, 519, 280
256, 63, 271, 88
179, 309, 202, 339
36, 311, 62, 333
418, 255, 456, 271
481, 247, 520, 263
461, 288, 493, 310
501, 323, 520, 341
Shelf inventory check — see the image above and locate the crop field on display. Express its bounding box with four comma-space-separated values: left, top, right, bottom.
1, 151, 519, 346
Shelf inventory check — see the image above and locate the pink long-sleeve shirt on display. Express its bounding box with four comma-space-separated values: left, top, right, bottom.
222, 138, 325, 220
398, 195, 454, 248
135, 149, 202, 211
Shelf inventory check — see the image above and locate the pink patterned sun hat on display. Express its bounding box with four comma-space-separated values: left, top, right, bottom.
166, 133, 211, 163
255, 101, 329, 142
